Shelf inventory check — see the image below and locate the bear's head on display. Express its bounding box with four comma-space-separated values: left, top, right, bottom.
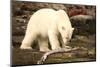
57, 10, 74, 45
58, 24, 74, 45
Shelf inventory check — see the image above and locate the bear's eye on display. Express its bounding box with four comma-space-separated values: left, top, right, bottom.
62, 27, 65, 30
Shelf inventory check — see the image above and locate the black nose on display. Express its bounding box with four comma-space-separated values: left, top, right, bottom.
69, 40, 71, 42
65, 37, 69, 39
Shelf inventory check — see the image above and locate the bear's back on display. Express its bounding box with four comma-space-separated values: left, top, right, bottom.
28, 9, 58, 32
26, 9, 59, 37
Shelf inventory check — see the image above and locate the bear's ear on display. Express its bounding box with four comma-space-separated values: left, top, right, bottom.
72, 28, 74, 31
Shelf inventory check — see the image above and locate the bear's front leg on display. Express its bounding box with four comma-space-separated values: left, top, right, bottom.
20, 33, 36, 50
48, 31, 61, 50
38, 37, 50, 52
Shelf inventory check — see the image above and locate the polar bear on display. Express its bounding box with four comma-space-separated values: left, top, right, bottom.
20, 8, 74, 52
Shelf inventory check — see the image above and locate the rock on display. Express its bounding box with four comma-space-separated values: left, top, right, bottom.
70, 15, 96, 35
12, 47, 95, 65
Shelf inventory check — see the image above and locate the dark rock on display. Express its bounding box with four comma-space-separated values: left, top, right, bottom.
70, 15, 96, 36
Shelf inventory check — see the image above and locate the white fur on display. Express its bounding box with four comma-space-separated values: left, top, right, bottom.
20, 8, 74, 52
